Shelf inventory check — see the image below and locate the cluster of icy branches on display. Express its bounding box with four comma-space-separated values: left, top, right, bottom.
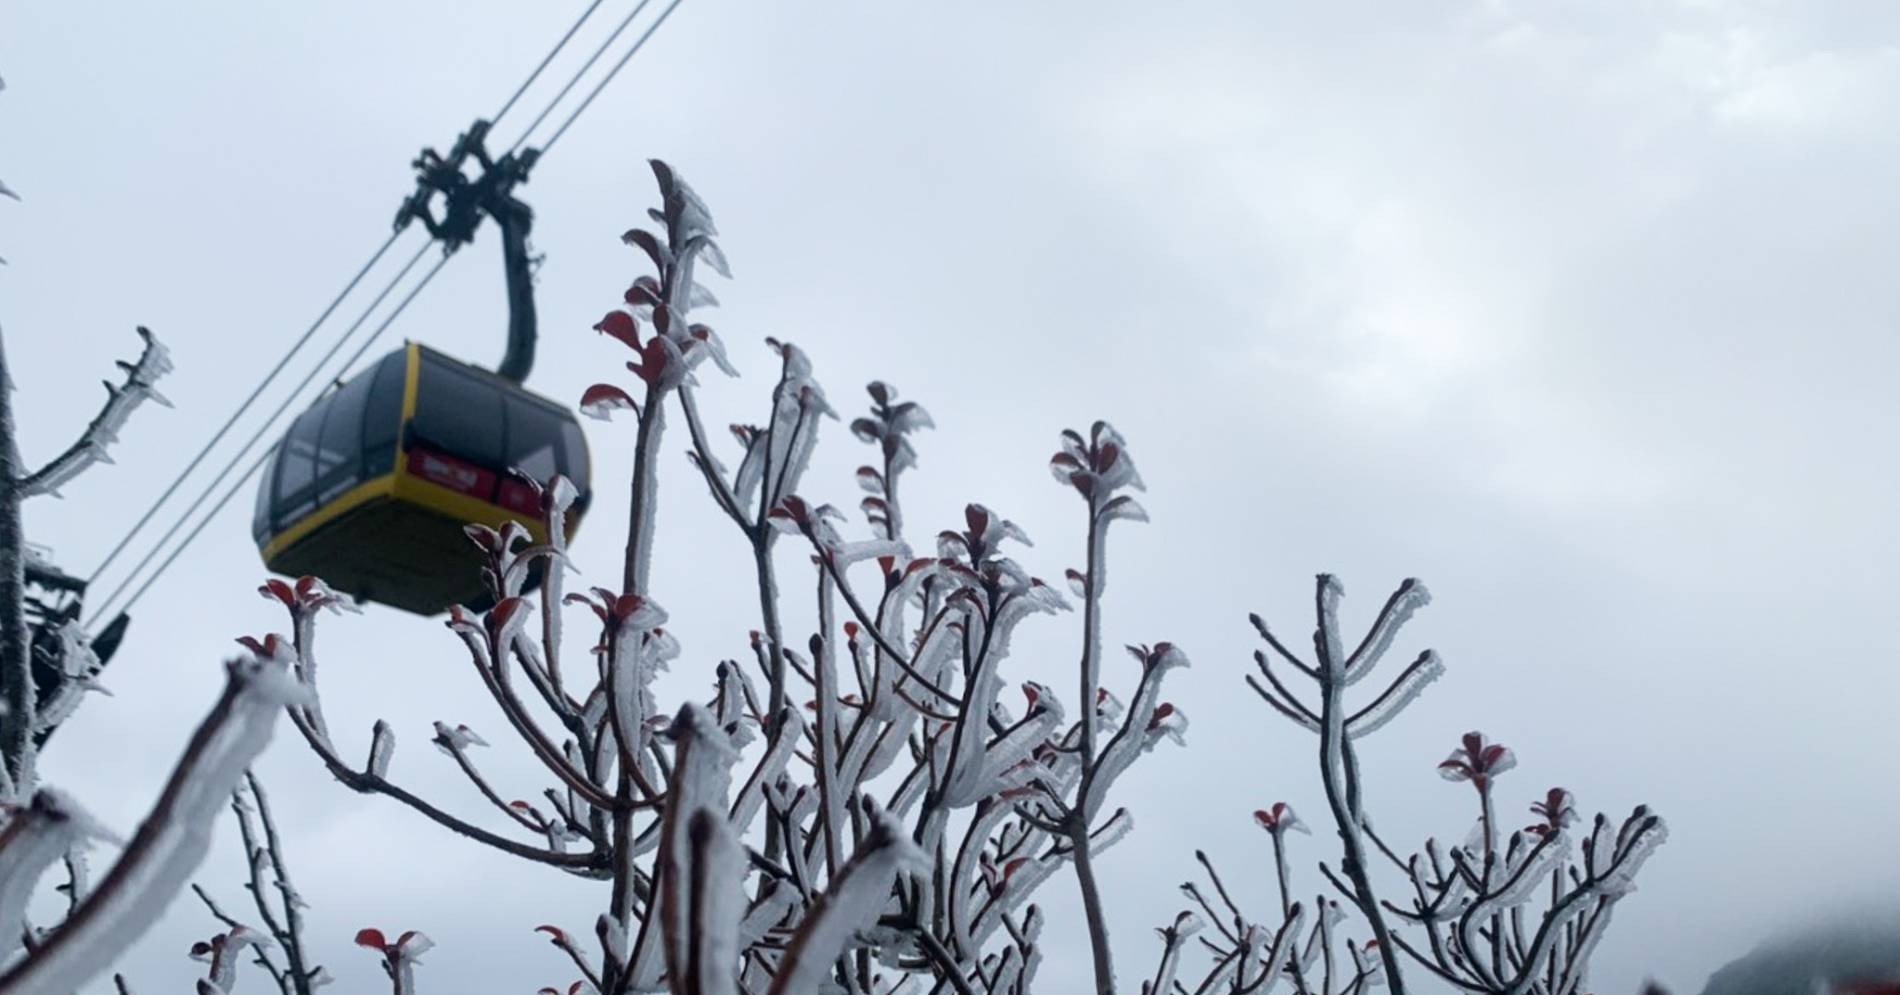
1146, 577, 1668, 995
0, 326, 173, 792
228, 160, 1190, 995
0, 154, 1676, 995
0, 325, 318, 994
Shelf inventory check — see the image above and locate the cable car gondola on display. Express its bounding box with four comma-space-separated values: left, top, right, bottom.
253, 343, 590, 614
253, 120, 589, 615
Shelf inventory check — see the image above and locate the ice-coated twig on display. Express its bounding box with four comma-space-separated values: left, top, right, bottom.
190, 885, 292, 994
767, 807, 922, 995
653, 703, 742, 995
0, 789, 117, 964
230, 771, 321, 995
190, 923, 271, 994
1255, 576, 1432, 988
0, 327, 167, 791
0, 652, 309, 995
18, 327, 173, 500
1042, 421, 1178, 995
1141, 911, 1203, 995
1185, 578, 1671, 995
262, 576, 610, 875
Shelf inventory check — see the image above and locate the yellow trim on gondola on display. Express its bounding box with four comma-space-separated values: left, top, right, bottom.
401, 342, 422, 421
261, 342, 579, 566
262, 463, 551, 565
260, 473, 398, 562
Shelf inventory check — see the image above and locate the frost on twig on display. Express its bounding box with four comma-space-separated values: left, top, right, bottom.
0, 650, 309, 995
194, 771, 327, 995
189, 924, 270, 995
0, 788, 117, 964
766, 805, 922, 995
1, 324, 171, 796
18, 327, 173, 500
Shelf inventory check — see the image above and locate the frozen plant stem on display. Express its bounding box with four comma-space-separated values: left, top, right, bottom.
1070, 505, 1116, 995
240, 772, 316, 995
1312, 579, 1408, 991
623, 384, 665, 595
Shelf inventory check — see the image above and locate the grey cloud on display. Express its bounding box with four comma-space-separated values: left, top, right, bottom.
4, 1, 1897, 992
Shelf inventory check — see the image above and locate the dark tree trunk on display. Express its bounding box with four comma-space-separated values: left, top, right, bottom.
0, 331, 34, 786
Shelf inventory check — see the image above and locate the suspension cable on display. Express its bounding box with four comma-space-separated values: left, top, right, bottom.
507, 0, 655, 155
492, 0, 610, 125
540, 0, 685, 155
106, 252, 455, 623
85, 242, 433, 626
85, 231, 403, 583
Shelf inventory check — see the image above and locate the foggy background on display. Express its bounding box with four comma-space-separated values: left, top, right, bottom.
5, 1, 1899, 992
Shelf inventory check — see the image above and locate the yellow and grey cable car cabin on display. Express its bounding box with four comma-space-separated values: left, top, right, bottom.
252, 343, 591, 615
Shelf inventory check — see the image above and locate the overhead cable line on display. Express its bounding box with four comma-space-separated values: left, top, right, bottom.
507, 0, 656, 155
492, 0, 610, 124
106, 252, 456, 623
85, 242, 434, 627
85, 231, 403, 584
540, 0, 685, 155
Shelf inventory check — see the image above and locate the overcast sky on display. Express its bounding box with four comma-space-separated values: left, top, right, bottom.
6, 1, 1900, 992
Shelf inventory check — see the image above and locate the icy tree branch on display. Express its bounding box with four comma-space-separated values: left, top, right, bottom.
0, 651, 308, 994
17, 327, 174, 500
193, 771, 326, 995
1158, 580, 1667, 995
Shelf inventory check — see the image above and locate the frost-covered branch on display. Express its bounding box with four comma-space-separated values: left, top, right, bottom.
191, 885, 292, 993
766, 806, 921, 995
0, 324, 171, 794
188, 922, 272, 995
17, 326, 173, 500
1157, 583, 1667, 995
1043, 422, 1181, 995
0, 651, 308, 994
194, 771, 328, 995
255, 577, 609, 873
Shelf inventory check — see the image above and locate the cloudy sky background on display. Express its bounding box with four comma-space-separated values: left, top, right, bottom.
6, 1, 1900, 992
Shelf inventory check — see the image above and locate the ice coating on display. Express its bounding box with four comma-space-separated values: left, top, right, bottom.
765, 810, 923, 995
18, 328, 173, 500
0, 656, 307, 995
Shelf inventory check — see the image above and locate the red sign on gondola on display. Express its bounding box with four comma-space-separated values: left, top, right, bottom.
408, 447, 496, 500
